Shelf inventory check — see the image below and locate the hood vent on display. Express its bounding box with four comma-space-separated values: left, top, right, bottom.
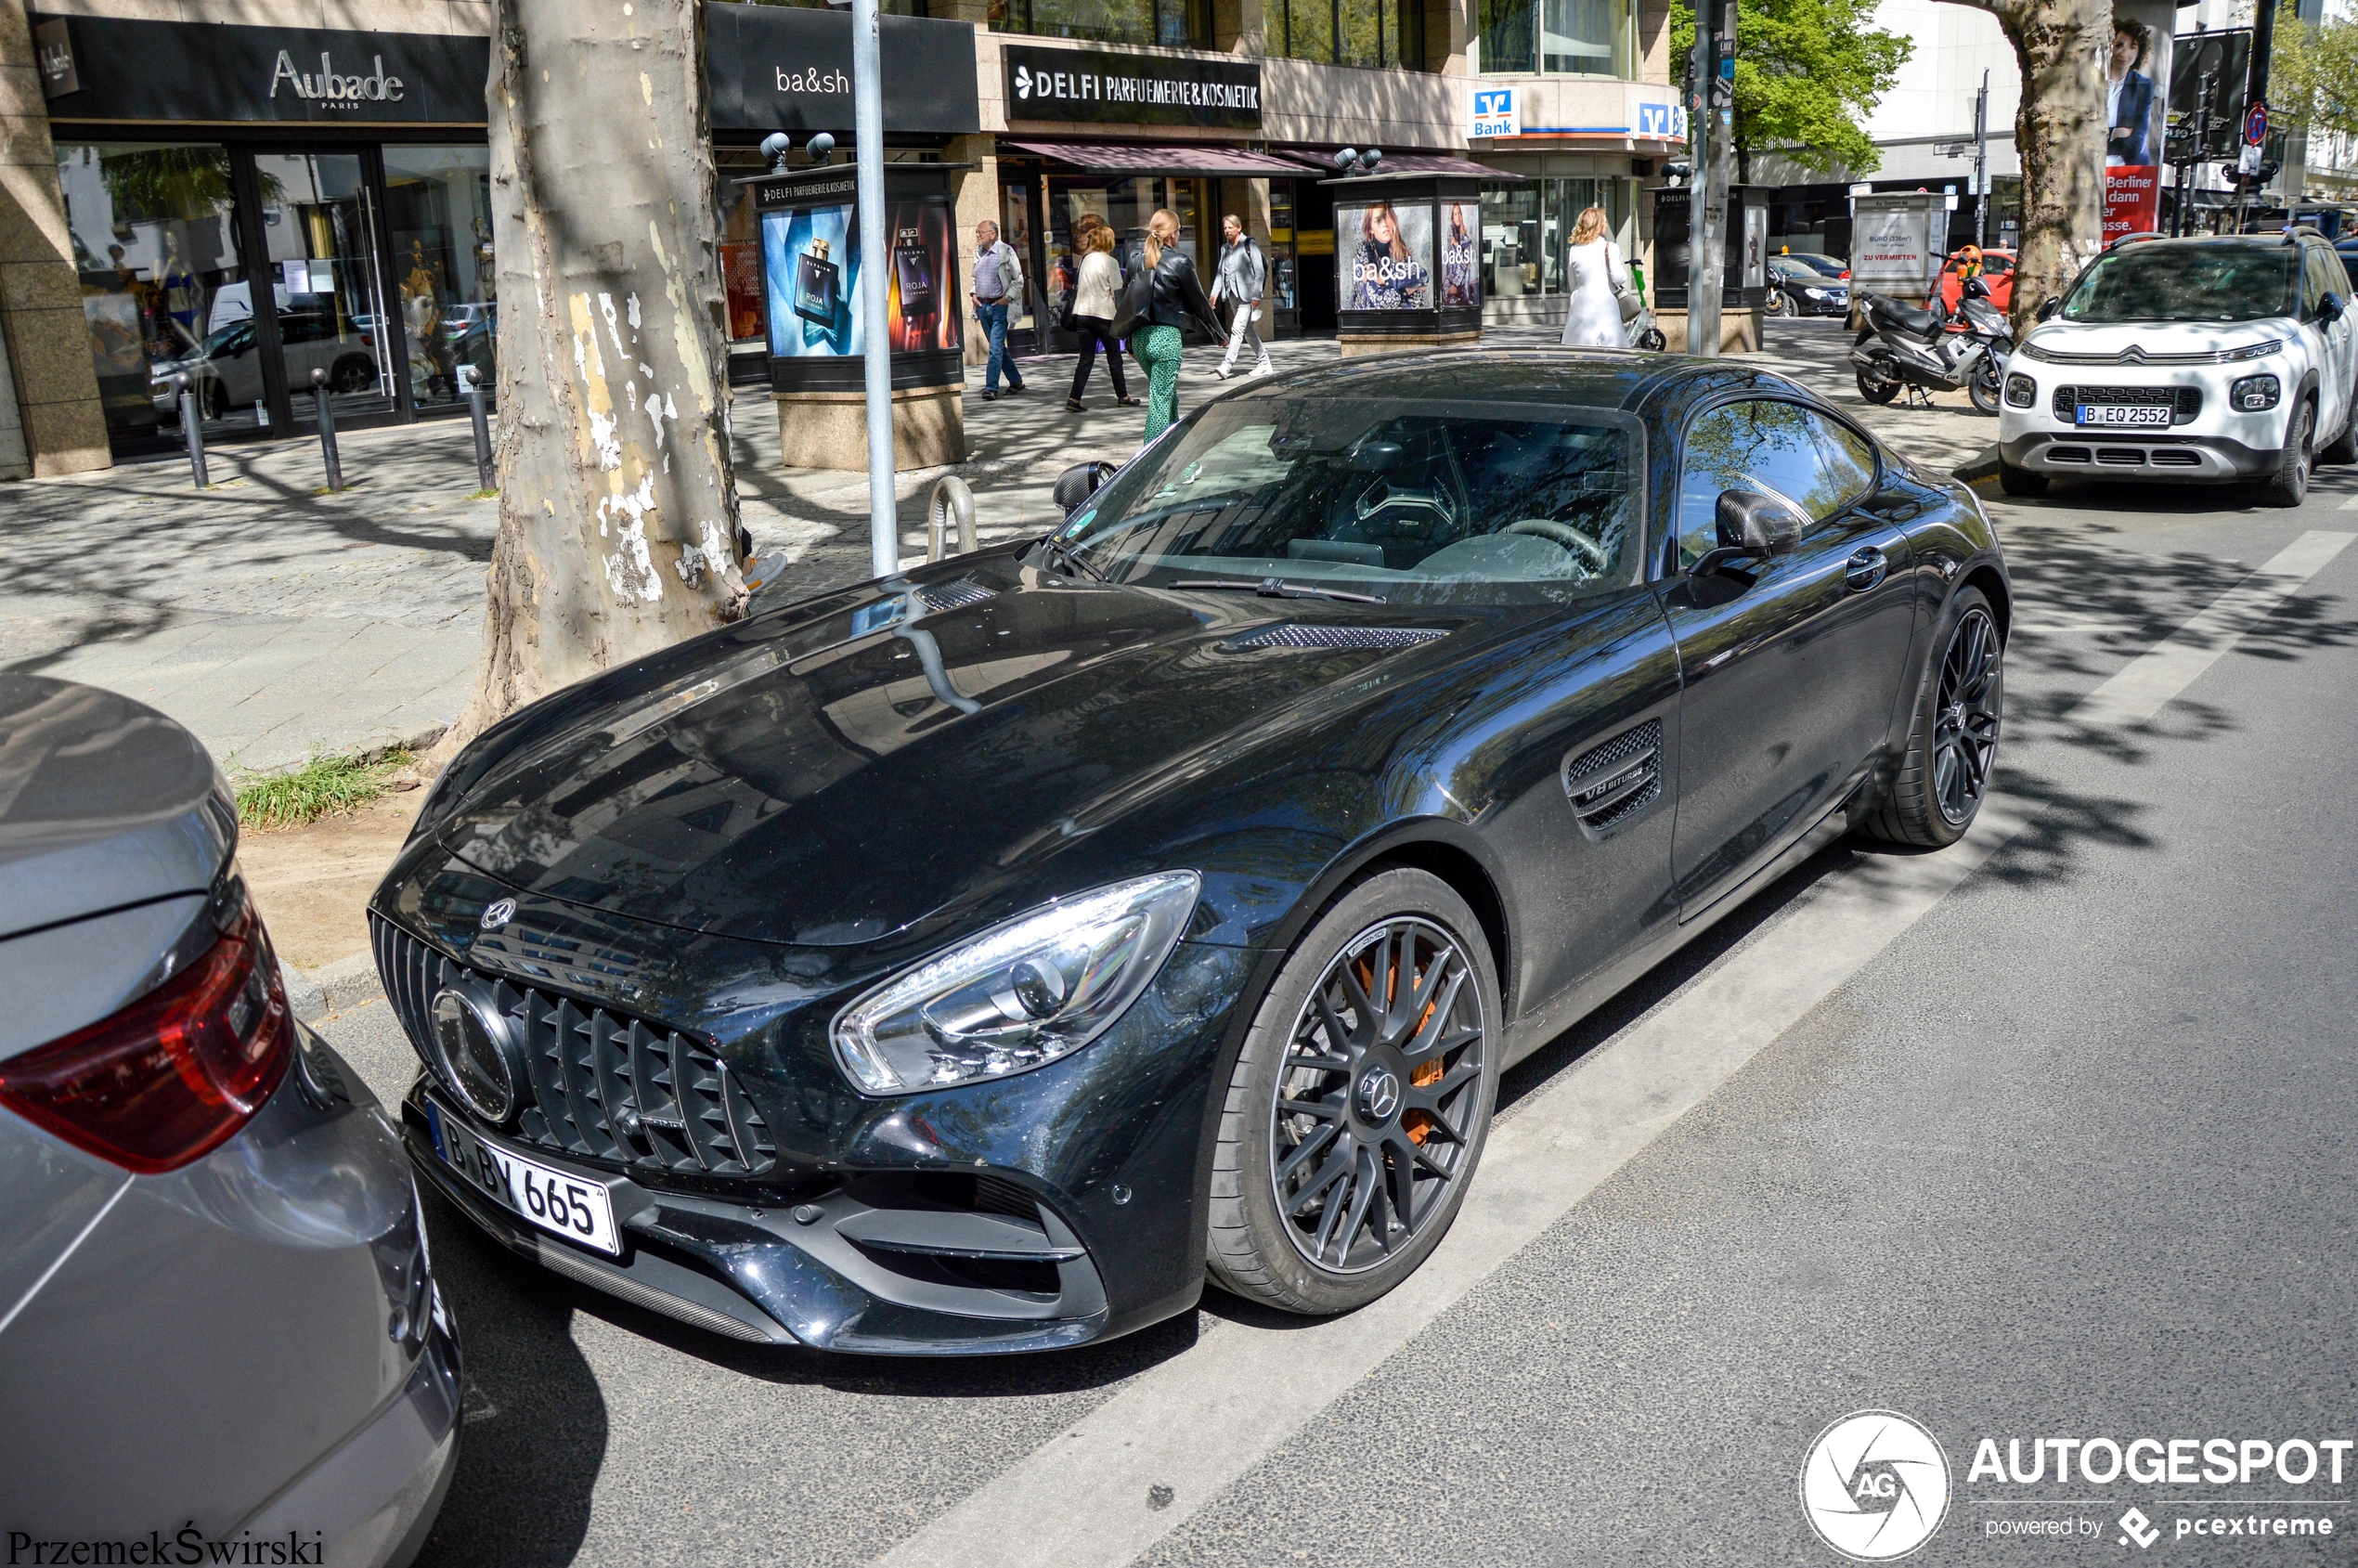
1562, 719, 1663, 839
1224, 623, 1446, 652
918, 578, 997, 614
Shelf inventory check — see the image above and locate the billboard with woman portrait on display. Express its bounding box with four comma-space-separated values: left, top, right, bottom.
1339, 200, 1433, 311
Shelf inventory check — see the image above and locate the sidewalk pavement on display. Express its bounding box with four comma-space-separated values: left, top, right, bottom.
0, 317, 1992, 776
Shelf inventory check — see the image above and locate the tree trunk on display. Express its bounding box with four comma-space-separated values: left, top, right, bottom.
439, 0, 745, 761
1959, 0, 2108, 335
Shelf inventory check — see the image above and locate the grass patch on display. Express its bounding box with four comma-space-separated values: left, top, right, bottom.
236, 748, 413, 830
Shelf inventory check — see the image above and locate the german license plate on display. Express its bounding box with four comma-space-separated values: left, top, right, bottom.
2078, 404, 2172, 427
426, 1098, 621, 1255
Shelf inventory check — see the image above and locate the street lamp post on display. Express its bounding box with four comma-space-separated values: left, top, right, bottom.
853, 0, 895, 579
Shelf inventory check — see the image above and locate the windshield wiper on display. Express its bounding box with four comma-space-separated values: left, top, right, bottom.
1170, 576, 1387, 604
1030, 533, 1108, 582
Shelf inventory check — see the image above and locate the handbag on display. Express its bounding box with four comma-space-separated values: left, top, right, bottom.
1056, 287, 1078, 333
1615, 286, 1644, 324
1109, 265, 1153, 342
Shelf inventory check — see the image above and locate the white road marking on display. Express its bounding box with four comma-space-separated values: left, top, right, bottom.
875, 529, 2357, 1568
2070, 531, 2353, 728
2340, 494, 2358, 511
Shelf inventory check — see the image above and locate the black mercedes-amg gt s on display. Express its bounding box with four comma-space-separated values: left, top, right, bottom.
374, 350, 2007, 1354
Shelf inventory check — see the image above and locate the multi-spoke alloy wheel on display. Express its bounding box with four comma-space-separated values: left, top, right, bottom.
1865, 585, 2004, 849
1931, 606, 2001, 826
1207, 869, 1501, 1315
1269, 916, 1486, 1274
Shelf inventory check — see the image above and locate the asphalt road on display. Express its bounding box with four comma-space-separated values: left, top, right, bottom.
321, 426, 2358, 1566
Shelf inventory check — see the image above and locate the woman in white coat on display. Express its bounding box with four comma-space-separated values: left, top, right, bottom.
1559, 205, 1633, 349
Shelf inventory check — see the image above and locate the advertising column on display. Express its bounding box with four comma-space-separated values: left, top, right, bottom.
2102, 1, 2173, 240
752, 163, 967, 472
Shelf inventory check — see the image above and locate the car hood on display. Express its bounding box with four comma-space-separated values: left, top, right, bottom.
2022, 317, 2296, 360
428, 564, 1476, 947
0, 676, 233, 940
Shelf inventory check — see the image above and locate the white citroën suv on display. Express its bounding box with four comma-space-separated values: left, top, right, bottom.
1997, 232, 2358, 505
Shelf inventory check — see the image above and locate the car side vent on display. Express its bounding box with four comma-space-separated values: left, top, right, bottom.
918, 578, 996, 614
1224, 623, 1446, 652
1562, 719, 1664, 839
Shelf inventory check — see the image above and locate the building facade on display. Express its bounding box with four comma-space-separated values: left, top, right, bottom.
0, 0, 1677, 473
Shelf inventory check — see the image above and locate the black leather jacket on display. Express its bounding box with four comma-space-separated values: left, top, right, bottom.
1147, 251, 1224, 334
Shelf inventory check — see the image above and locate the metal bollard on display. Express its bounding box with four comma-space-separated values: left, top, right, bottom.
460, 366, 494, 491
175, 373, 209, 489
309, 368, 343, 493
926, 475, 976, 563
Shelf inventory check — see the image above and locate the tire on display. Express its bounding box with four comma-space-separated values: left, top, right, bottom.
330, 356, 375, 395
1854, 331, 1900, 405
2321, 377, 2358, 465
1863, 587, 2002, 850
2257, 401, 2313, 508
1967, 356, 2002, 416
1637, 328, 1666, 352
1205, 868, 1501, 1315
1765, 290, 1790, 317
1997, 460, 2048, 497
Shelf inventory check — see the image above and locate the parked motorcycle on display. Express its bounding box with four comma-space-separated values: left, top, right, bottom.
1849, 274, 2012, 415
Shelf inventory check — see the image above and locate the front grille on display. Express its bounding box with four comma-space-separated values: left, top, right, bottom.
1224, 623, 1446, 651
2051, 384, 2201, 422
2047, 446, 2092, 464
2095, 447, 2147, 465
2151, 449, 2201, 467
374, 916, 777, 1178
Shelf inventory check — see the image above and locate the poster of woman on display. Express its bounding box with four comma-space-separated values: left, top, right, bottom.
2106, 11, 2166, 168
1440, 203, 1480, 309
1339, 201, 1432, 310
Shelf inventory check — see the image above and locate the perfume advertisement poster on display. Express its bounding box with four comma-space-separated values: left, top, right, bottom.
762, 198, 960, 356
1338, 200, 1433, 311
1439, 201, 1480, 309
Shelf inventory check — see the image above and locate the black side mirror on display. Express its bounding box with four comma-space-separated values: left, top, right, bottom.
1052, 460, 1120, 516
2034, 296, 2062, 323
1347, 439, 1406, 473
1691, 489, 1805, 579
2318, 292, 2344, 324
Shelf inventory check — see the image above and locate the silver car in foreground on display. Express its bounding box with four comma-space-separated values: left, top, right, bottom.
0, 676, 459, 1563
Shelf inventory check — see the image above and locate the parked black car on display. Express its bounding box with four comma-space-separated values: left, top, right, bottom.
1768, 256, 1852, 317
373, 352, 2007, 1354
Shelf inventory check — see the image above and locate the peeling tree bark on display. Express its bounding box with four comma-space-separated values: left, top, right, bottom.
1943, 0, 2109, 335
438, 0, 745, 760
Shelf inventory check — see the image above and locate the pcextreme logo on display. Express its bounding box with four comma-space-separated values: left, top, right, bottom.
1800, 1410, 1954, 1561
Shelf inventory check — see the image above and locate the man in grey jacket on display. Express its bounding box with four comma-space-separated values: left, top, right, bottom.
972, 219, 1027, 399
1210, 214, 1273, 380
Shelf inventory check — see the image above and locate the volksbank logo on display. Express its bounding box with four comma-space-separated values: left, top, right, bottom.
268, 49, 405, 105
1800, 1410, 1953, 1561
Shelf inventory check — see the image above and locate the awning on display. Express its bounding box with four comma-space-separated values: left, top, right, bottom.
1006, 141, 1319, 177
1284, 150, 1512, 179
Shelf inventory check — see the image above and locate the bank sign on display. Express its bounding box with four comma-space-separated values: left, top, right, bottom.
1002, 45, 1261, 130
1470, 87, 1518, 139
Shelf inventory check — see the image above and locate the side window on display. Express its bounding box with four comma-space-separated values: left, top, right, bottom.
2308, 248, 2343, 312
1675, 400, 1861, 568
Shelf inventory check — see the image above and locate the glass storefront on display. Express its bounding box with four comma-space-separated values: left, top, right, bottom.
1477, 0, 1635, 76
382, 146, 498, 413
57, 141, 252, 445
1021, 174, 1213, 348
58, 136, 500, 459
992, 0, 1211, 48
1478, 177, 1634, 299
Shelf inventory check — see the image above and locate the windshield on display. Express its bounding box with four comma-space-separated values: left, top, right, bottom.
1789, 254, 1847, 278
2061, 245, 2299, 323
1059, 398, 1644, 607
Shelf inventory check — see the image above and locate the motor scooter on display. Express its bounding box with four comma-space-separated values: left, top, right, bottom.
1849, 274, 2012, 414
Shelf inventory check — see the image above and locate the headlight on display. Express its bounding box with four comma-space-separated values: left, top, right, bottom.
831, 872, 1200, 1095
2231, 373, 2281, 411
1802, 288, 1828, 300
2221, 339, 2283, 362
2004, 373, 2035, 408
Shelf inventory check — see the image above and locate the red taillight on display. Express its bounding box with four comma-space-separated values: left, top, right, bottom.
0, 901, 293, 1173
1839, 269, 1851, 279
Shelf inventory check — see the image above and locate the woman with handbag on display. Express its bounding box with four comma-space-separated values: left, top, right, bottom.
1559, 205, 1635, 349
1119, 209, 1226, 440
1066, 225, 1139, 411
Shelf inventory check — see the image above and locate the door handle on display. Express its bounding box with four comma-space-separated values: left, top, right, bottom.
1845, 545, 1888, 591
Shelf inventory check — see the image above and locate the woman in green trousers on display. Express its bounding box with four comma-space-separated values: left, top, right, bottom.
1132, 208, 1225, 441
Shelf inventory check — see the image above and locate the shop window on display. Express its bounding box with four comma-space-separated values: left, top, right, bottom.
55, 141, 248, 447
1479, 178, 1632, 299
1478, 0, 1632, 75
383, 146, 497, 410
1278, 0, 1423, 66
998, 0, 1208, 48
754, 0, 929, 13
252, 151, 395, 423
